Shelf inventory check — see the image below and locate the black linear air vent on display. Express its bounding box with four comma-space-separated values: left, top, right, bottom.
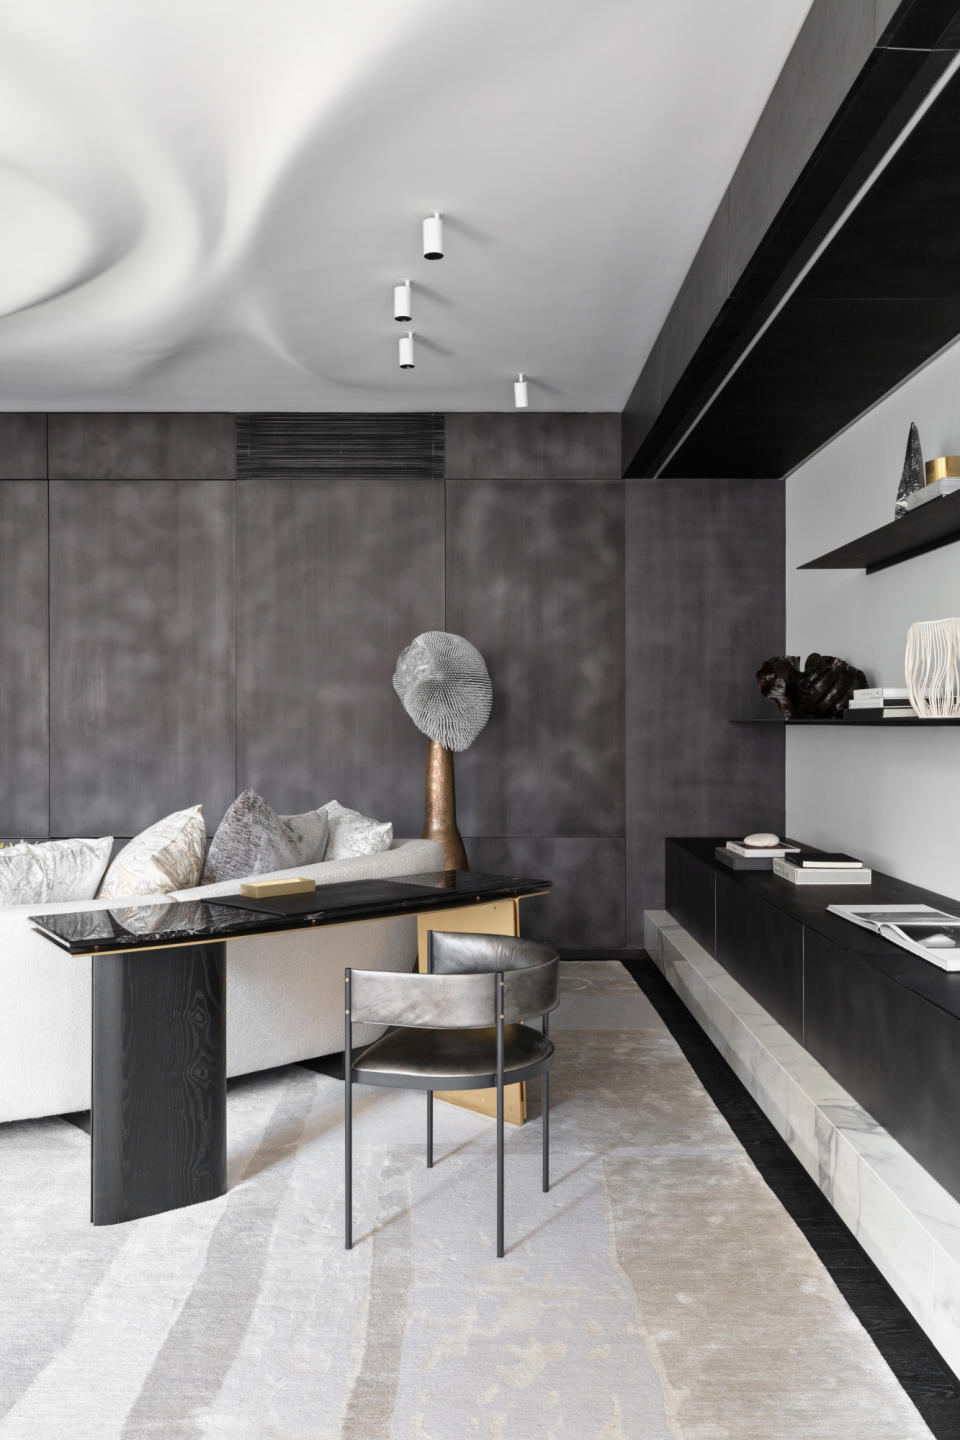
237, 413, 444, 480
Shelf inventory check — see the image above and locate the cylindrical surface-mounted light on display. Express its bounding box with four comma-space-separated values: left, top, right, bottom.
514, 373, 529, 409
422, 212, 443, 259
394, 280, 412, 322
399, 331, 415, 369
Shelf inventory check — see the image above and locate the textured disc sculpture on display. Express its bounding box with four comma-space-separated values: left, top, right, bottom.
905, 618, 960, 717
393, 632, 493, 870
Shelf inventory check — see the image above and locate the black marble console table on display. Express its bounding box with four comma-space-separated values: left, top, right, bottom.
665, 838, 960, 1205
32, 871, 549, 1226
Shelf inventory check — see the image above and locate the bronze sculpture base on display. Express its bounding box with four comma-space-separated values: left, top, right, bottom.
422, 739, 468, 871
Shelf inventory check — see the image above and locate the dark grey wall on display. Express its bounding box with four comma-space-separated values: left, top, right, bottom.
0, 412, 784, 949
625, 479, 785, 946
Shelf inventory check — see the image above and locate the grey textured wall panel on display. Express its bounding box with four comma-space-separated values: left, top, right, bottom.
625, 478, 785, 945
446, 480, 625, 839
0, 416, 46, 478
0, 482, 49, 837
49, 481, 236, 836
236, 478, 444, 836
464, 837, 625, 949
445, 414, 620, 480
48, 414, 236, 480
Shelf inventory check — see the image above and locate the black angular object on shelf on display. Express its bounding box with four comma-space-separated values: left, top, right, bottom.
756, 653, 867, 719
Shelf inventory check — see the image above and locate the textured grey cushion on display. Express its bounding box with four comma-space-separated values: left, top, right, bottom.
203, 790, 329, 884
320, 800, 392, 860
0, 836, 113, 906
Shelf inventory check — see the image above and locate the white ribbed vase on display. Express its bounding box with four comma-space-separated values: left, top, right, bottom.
905, 618, 960, 717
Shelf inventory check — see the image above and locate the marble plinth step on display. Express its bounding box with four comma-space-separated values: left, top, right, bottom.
643, 909, 960, 1377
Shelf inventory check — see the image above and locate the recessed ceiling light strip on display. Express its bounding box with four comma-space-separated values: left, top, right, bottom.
652, 47, 960, 477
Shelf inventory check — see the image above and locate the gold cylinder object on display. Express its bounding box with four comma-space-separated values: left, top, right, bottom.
925, 455, 960, 484
422, 738, 468, 871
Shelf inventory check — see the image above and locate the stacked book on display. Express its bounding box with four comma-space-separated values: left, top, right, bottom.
715, 839, 800, 871
772, 851, 871, 885
846, 687, 917, 719
902, 476, 960, 512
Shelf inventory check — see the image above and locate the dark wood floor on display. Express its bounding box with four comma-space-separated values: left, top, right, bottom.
620, 952, 960, 1440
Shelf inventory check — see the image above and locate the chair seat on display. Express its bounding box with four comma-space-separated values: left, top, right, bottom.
352, 1023, 554, 1090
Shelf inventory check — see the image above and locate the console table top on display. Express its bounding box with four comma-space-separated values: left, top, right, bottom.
30, 871, 551, 956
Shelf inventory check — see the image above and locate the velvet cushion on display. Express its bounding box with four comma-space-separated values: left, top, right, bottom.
203, 789, 328, 884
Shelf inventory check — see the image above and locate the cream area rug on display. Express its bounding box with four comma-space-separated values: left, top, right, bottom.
0, 963, 932, 1440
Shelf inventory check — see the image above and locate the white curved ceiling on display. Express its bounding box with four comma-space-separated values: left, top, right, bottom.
0, 0, 813, 411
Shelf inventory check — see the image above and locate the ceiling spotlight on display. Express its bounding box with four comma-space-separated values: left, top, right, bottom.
423, 212, 443, 260
514, 373, 529, 409
394, 280, 412, 322
399, 331, 415, 369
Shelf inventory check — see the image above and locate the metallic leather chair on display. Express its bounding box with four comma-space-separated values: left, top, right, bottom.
345, 931, 560, 1257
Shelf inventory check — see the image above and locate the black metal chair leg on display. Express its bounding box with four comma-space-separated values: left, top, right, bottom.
426, 1090, 434, 1168
345, 1078, 352, 1250
345, 973, 353, 1251
497, 977, 505, 1258
542, 1010, 550, 1193
542, 1071, 549, 1193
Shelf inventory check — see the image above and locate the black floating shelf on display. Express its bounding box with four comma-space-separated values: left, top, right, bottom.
732, 716, 960, 726
799, 490, 960, 574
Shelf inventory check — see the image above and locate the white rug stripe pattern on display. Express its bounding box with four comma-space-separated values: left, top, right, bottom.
0, 963, 933, 1439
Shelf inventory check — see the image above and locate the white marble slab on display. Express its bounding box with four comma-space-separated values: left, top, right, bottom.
644, 908, 960, 1376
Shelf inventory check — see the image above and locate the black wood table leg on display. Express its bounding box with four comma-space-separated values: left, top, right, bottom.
91, 942, 227, 1225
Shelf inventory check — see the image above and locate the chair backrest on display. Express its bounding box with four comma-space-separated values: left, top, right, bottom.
347, 932, 560, 1031
349, 967, 496, 1029
431, 931, 561, 1024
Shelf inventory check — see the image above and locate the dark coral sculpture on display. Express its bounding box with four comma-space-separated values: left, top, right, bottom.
756, 653, 867, 719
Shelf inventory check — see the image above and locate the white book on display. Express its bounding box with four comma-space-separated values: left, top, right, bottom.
772, 858, 871, 885
846, 702, 917, 717
903, 477, 960, 512
725, 841, 800, 858
829, 903, 960, 971
851, 687, 911, 700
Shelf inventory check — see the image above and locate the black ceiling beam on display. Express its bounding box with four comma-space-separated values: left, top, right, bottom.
622, 0, 960, 480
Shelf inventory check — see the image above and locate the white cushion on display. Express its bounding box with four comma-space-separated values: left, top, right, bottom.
321, 800, 392, 860
0, 836, 113, 905
99, 804, 206, 900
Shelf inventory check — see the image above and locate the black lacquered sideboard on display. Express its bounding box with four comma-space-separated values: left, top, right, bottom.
665, 838, 960, 1205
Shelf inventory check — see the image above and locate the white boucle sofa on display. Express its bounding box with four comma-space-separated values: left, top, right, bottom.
0, 837, 443, 1124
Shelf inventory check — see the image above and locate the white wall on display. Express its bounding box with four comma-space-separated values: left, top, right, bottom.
786, 338, 960, 901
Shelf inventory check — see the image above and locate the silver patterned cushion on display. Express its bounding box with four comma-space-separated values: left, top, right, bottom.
99, 805, 206, 900
202, 789, 329, 884
0, 836, 113, 906
321, 800, 392, 860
